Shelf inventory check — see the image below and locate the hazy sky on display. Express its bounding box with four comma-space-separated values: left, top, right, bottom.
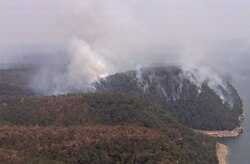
1, 1, 250, 44
0, 0, 250, 80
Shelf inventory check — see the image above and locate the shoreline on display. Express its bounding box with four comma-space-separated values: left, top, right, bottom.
195, 126, 243, 138
197, 106, 246, 164
216, 143, 228, 164
195, 106, 245, 138
193, 126, 242, 164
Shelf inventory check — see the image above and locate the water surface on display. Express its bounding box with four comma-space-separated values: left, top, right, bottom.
220, 79, 250, 164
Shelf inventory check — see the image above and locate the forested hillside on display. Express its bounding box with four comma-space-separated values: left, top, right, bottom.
0, 93, 218, 163
96, 66, 243, 130
0, 66, 243, 131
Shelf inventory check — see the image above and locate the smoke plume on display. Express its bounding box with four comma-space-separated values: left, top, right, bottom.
29, 38, 110, 95
0, 0, 250, 95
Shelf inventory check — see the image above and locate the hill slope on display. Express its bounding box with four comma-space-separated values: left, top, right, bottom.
0, 93, 217, 163
0, 67, 34, 97
96, 66, 243, 130
0, 66, 243, 131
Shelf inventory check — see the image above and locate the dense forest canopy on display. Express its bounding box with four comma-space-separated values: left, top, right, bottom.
96, 66, 243, 130
0, 93, 218, 163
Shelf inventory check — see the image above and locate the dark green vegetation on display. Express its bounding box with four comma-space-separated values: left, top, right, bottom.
96, 66, 243, 130
0, 66, 243, 130
0, 93, 218, 164
167, 85, 243, 130
0, 66, 242, 163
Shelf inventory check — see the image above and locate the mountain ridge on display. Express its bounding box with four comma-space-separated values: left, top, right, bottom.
96, 66, 243, 130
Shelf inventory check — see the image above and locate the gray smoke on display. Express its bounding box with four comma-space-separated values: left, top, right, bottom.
0, 0, 250, 95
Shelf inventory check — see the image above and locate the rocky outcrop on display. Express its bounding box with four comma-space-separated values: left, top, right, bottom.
239, 107, 246, 121
239, 113, 245, 121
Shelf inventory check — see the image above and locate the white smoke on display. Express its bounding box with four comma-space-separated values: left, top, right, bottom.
30, 38, 110, 95
183, 66, 231, 104
133, 65, 234, 106
63, 38, 109, 91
